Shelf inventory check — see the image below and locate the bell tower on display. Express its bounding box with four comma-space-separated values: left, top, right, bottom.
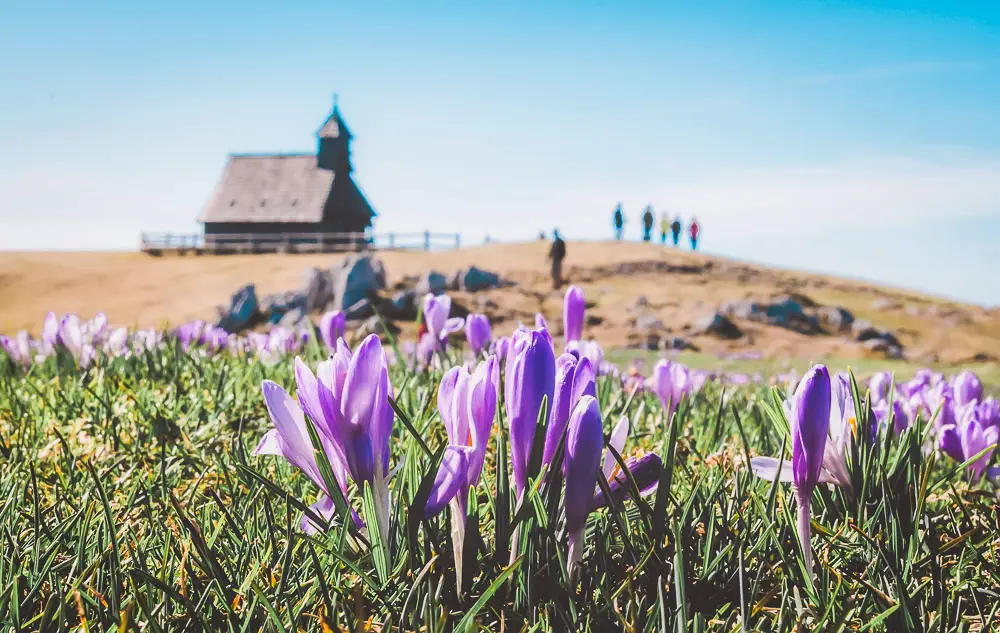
317, 94, 353, 173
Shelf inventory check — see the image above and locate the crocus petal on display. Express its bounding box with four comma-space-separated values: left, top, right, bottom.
953, 370, 983, 408
750, 456, 795, 483
338, 334, 384, 483
544, 354, 579, 466
505, 330, 556, 496
791, 365, 832, 493
602, 416, 630, 482
563, 286, 585, 343
300, 495, 338, 534
592, 452, 662, 510
467, 356, 499, 484
563, 396, 604, 533
425, 446, 472, 518
438, 367, 462, 442
259, 380, 323, 488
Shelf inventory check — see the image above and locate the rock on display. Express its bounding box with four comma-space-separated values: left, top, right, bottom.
344, 298, 375, 322
872, 297, 900, 311
772, 292, 818, 308
278, 307, 307, 328
816, 306, 855, 332
387, 290, 418, 320
719, 299, 759, 320
217, 284, 260, 333
662, 336, 699, 352
695, 313, 743, 340
331, 254, 387, 312
415, 271, 447, 296
635, 314, 665, 332
458, 266, 502, 292
357, 315, 401, 340
303, 267, 334, 312
862, 338, 904, 359
586, 314, 604, 326
262, 292, 307, 324
635, 296, 649, 308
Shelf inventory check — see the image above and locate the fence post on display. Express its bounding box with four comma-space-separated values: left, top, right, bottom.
424, 230, 430, 251
455, 233, 461, 249
388, 233, 395, 249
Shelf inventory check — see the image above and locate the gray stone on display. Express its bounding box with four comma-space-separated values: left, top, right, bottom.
303, 267, 334, 313
217, 284, 260, 333
357, 315, 401, 339
662, 336, 699, 352
695, 313, 743, 339
387, 290, 418, 320
278, 307, 307, 328
415, 271, 447, 296
816, 305, 855, 332
331, 254, 387, 312
344, 298, 375, 322
862, 338, 905, 359
459, 266, 502, 292
635, 314, 665, 332
851, 319, 874, 337
719, 299, 759, 320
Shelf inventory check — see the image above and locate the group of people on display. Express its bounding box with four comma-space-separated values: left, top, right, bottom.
612, 204, 700, 250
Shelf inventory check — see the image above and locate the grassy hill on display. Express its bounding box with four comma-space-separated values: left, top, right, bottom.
2, 241, 998, 376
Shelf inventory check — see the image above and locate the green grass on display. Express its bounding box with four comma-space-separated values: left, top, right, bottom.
0, 345, 998, 632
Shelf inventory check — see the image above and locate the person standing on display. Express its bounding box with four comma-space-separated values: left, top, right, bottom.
612, 204, 625, 240
689, 217, 701, 251
659, 212, 670, 244
671, 216, 682, 246
548, 229, 567, 289
641, 206, 654, 242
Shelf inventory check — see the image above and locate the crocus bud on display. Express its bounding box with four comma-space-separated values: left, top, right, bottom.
953, 370, 983, 408
504, 329, 556, 496
791, 365, 832, 493
320, 310, 346, 350
563, 396, 604, 581
869, 371, 892, 404
563, 286, 585, 343
464, 313, 491, 356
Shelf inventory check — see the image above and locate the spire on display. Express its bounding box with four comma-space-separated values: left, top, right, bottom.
317, 93, 352, 139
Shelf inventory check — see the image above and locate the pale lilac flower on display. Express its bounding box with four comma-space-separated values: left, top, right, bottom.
535, 313, 548, 331
651, 359, 691, 422
464, 314, 491, 356
591, 417, 661, 510
869, 371, 893, 404
939, 401, 999, 481
565, 339, 603, 375
422, 294, 465, 351
952, 370, 983, 408
544, 354, 596, 466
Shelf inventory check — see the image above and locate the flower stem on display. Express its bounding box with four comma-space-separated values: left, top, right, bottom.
795, 487, 814, 583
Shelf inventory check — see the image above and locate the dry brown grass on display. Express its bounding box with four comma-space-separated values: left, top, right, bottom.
1, 241, 997, 365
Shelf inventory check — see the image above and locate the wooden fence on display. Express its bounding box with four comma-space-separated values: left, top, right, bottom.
139, 231, 462, 255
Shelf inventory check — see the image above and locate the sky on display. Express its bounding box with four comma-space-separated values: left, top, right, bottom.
1, 0, 999, 305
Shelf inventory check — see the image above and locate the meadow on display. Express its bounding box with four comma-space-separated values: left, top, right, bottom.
1, 296, 999, 632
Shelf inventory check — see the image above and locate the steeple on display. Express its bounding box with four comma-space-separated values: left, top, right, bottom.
317, 94, 353, 172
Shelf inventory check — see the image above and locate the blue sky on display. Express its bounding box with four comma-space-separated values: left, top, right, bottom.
1, 1, 999, 304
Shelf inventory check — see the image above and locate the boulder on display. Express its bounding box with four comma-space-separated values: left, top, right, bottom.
719, 299, 759, 320
278, 307, 307, 328
356, 315, 401, 340
344, 298, 375, 322
302, 267, 334, 312
634, 314, 665, 332
694, 313, 742, 340
586, 314, 604, 326
862, 338, 904, 360
816, 305, 855, 333
331, 254, 387, 312
662, 336, 699, 352
415, 271, 447, 296
262, 292, 307, 324
217, 284, 260, 333
458, 266, 502, 292
387, 290, 418, 321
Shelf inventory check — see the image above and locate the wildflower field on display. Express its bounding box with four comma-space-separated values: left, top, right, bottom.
1, 290, 999, 632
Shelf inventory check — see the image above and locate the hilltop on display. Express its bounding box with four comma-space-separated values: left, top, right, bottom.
1, 241, 998, 368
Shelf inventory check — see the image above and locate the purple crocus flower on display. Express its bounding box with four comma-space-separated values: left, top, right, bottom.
751, 365, 832, 579
652, 359, 691, 423
565, 339, 603, 375
544, 354, 596, 466
422, 294, 465, 351
424, 357, 499, 589
535, 313, 548, 331
869, 371, 893, 404
42, 312, 59, 354
256, 334, 394, 542
464, 313, 492, 356
490, 336, 511, 362
952, 370, 983, 408
978, 398, 999, 429
874, 399, 909, 436
939, 403, 999, 481
175, 320, 206, 352
591, 417, 662, 510
563, 286, 585, 343
505, 329, 556, 498
320, 310, 347, 350
563, 395, 604, 581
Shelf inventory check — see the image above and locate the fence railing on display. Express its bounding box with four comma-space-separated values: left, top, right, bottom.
139, 231, 462, 255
